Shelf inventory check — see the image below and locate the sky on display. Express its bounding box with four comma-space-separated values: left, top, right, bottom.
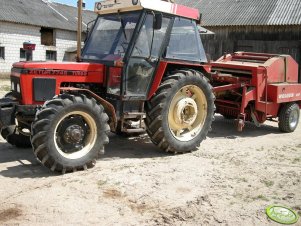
53, 0, 96, 10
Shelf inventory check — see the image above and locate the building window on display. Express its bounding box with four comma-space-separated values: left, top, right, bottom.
20, 48, 33, 61
0, 47, 5, 60
20, 48, 26, 60
46, 50, 57, 61
41, 28, 55, 46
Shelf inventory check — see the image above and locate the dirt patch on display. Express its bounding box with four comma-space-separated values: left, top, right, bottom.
0, 86, 300, 225
0, 207, 22, 222
103, 188, 124, 199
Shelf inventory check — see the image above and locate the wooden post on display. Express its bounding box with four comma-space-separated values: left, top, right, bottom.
77, 0, 83, 61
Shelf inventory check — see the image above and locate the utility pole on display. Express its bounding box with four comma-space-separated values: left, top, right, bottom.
77, 0, 83, 61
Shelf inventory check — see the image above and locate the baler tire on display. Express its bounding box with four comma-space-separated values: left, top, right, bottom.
278, 102, 300, 133
1, 126, 31, 148
31, 94, 110, 173
145, 69, 215, 153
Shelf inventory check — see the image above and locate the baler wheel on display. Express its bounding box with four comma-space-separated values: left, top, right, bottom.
31, 94, 110, 173
145, 69, 215, 153
278, 102, 300, 133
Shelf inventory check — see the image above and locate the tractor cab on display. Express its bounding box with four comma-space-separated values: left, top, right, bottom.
82, 0, 208, 99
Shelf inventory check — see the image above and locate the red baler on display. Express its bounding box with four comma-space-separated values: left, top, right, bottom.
212, 52, 301, 131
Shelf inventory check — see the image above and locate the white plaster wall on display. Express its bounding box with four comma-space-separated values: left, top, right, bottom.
0, 21, 78, 74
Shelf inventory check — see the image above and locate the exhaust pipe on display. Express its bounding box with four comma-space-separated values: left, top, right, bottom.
77, 0, 83, 61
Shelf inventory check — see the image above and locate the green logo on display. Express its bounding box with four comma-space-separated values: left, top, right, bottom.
266, 205, 299, 224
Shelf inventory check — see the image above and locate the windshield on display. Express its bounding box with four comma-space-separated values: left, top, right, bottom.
82, 12, 141, 61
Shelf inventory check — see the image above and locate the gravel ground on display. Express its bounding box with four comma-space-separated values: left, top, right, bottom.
0, 79, 300, 225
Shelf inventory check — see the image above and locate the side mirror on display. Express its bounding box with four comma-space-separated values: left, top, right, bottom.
153, 13, 163, 30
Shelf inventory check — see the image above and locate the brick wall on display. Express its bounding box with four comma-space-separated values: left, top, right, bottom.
0, 21, 78, 76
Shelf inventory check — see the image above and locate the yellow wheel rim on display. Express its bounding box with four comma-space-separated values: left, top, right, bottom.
54, 111, 97, 160
168, 85, 207, 142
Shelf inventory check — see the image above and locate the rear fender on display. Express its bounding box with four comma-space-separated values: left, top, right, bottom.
148, 61, 211, 100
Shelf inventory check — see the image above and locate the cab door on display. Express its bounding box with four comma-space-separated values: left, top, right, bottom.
124, 13, 171, 98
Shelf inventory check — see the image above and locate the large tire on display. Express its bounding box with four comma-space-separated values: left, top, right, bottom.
145, 70, 215, 153
1, 92, 31, 148
278, 102, 300, 133
1, 126, 31, 148
31, 94, 110, 173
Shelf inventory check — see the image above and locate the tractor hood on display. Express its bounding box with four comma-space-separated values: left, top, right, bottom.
13, 61, 104, 73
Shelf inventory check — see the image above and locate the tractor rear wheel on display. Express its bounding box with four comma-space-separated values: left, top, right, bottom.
145, 70, 215, 153
278, 102, 300, 132
31, 94, 110, 173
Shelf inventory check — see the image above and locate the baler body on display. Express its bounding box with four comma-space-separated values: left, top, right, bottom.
211, 52, 301, 129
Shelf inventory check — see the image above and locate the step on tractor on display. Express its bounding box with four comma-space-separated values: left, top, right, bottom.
0, 0, 300, 173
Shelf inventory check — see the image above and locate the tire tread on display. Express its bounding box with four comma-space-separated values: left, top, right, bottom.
145, 69, 215, 153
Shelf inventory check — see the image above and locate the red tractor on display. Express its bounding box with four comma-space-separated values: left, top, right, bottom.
0, 0, 215, 173
1, 0, 300, 173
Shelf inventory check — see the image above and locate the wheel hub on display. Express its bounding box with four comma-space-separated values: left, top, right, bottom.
54, 111, 97, 160
168, 85, 208, 142
174, 97, 198, 127
63, 125, 85, 144
289, 109, 299, 128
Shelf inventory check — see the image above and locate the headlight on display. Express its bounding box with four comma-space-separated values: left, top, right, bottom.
17, 84, 20, 93
11, 81, 15, 91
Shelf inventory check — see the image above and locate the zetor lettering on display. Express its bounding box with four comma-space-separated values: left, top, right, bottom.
28, 70, 88, 76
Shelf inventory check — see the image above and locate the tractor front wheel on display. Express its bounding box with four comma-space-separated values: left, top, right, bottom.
145, 70, 215, 153
31, 94, 110, 173
278, 102, 300, 132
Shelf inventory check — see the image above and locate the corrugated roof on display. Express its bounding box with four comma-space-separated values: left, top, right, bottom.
0, 0, 96, 31
176, 0, 301, 26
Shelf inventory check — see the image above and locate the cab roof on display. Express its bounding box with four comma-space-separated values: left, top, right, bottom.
94, 0, 200, 21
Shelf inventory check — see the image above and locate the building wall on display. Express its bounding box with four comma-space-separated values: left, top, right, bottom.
201, 25, 301, 81
0, 21, 78, 76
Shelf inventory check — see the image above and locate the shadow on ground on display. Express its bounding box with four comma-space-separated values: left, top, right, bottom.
0, 134, 168, 178
102, 134, 168, 160
0, 115, 281, 178
209, 115, 281, 138
0, 142, 52, 178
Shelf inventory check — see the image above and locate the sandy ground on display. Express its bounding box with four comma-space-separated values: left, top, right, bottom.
0, 79, 300, 225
